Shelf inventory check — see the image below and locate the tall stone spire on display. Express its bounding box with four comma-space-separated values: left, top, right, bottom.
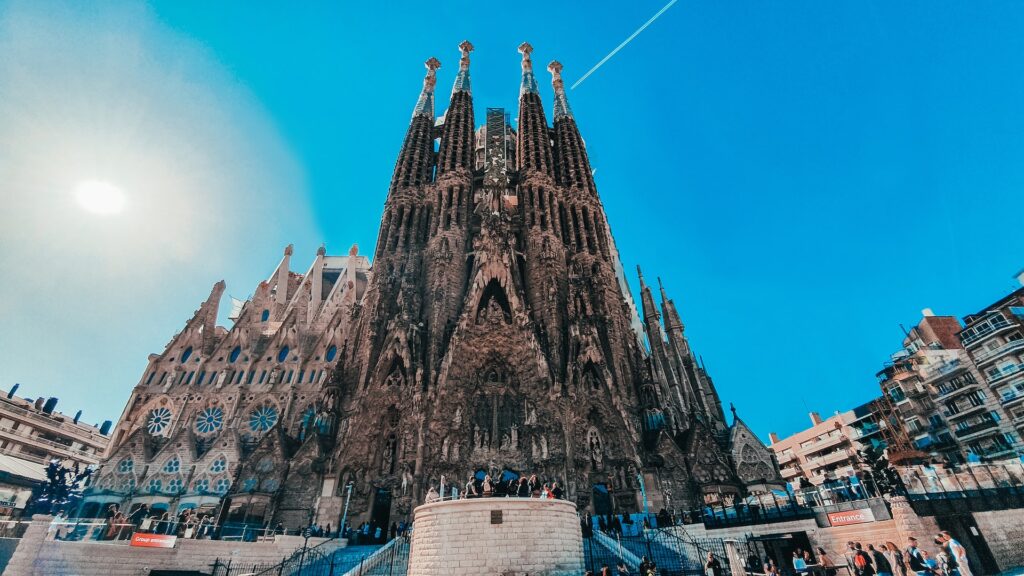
519, 42, 539, 96
451, 40, 473, 95
547, 60, 573, 120
517, 42, 554, 178
438, 42, 475, 176
548, 61, 596, 194
412, 57, 441, 119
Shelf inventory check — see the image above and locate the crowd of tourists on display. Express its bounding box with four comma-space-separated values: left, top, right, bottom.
90, 503, 218, 540
746, 533, 972, 576
425, 473, 565, 502
584, 552, 722, 576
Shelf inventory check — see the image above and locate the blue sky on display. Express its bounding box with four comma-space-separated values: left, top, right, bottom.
2, 0, 1023, 441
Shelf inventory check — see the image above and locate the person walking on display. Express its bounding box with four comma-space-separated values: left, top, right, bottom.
884, 542, 907, 576
870, 544, 893, 576
906, 538, 933, 576
853, 543, 876, 576
846, 542, 860, 575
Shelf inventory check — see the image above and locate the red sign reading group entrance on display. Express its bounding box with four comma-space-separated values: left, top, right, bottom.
827, 508, 876, 527
130, 533, 178, 548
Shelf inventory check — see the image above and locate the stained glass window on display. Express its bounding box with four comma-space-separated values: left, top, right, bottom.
167, 477, 183, 493
118, 458, 134, 473
195, 406, 224, 434
326, 345, 337, 362
181, 347, 193, 363
242, 477, 258, 492
249, 405, 279, 432
194, 478, 209, 493
146, 407, 173, 435
215, 478, 231, 494
163, 457, 181, 473
146, 478, 162, 494
210, 457, 227, 473
229, 346, 241, 363
277, 346, 290, 362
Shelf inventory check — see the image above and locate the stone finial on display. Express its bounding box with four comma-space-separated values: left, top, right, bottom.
423, 57, 441, 92
317, 243, 327, 256
458, 40, 474, 69
284, 244, 294, 256
547, 61, 564, 92
518, 42, 534, 72
348, 243, 359, 257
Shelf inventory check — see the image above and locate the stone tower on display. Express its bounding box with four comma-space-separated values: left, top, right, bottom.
86, 42, 783, 532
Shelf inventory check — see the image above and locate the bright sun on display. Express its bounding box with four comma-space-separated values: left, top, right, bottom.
74, 180, 126, 215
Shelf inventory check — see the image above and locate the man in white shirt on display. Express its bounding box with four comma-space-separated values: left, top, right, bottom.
940, 531, 971, 576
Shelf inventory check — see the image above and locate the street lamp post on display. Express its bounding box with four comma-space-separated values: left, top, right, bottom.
339, 482, 354, 539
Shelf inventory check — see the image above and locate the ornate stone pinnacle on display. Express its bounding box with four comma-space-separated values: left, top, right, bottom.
548, 60, 565, 93
423, 57, 441, 92
518, 42, 534, 71
458, 41, 473, 70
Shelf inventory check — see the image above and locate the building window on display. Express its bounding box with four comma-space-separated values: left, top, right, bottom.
146, 478, 162, 494
242, 477, 258, 492
146, 407, 173, 435
229, 346, 241, 363
195, 407, 224, 434
215, 478, 231, 494
167, 477, 183, 493
210, 457, 227, 473
163, 457, 181, 473
249, 406, 279, 433
194, 478, 210, 493
261, 309, 270, 322
277, 346, 290, 363
326, 345, 338, 362
118, 458, 134, 473
181, 347, 193, 363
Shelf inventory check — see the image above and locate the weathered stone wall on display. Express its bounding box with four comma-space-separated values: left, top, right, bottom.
973, 509, 1024, 572
409, 498, 583, 576
4, 516, 342, 576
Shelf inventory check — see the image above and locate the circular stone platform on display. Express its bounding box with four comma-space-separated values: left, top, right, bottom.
409, 497, 584, 576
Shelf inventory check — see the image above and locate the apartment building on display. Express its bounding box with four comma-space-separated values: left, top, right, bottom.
0, 384, 111, 467
769, 411, 862, 487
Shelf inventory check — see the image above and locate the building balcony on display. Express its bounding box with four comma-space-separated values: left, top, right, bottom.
0, 400, 108, 450
953, 419, 1000, 439
855, 423, 882, 438
0, 424, 100, 464
944, 403, 989, 420
987, 364, 1024, 385
776, 452, 796, 465
961, 316, 1014, 348
973, 339, 1024, 365
1001, 390, 1024, 407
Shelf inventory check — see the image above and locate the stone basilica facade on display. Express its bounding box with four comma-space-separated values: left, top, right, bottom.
85, 42, 783, 531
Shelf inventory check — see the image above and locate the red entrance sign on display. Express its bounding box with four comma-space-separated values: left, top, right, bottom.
130, 533, 178, 548
827, 508, 876, 527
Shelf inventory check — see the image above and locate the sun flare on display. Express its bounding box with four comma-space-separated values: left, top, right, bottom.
74, 180, 126, 215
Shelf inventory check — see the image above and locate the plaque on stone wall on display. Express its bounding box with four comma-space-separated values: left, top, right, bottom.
490, 510, 503, 524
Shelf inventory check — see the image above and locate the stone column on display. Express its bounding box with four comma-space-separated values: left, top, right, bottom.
725, 539, 749, 576
5, 515, 53, 576
889, 495, 940, 544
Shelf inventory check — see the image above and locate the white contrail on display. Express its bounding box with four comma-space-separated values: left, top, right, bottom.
571, 0, 679, 90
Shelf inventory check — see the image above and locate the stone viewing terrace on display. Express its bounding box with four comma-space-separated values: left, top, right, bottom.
409, 497, 583, 576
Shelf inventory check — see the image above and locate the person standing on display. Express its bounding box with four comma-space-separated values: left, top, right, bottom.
940, 531, 970, 576
552, 481, 564, 499
794, 550, 809, 574
906, 538, 932, 576
817, 547, 838, 576
706, 552, 723, 576
853, 543, 876, 576
884, 542, 907, 576
846, 542, 860, 575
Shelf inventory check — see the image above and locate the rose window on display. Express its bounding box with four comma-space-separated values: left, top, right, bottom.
145, 407, 173, 435
248, 406, 279, 433
195, 406, 224, 434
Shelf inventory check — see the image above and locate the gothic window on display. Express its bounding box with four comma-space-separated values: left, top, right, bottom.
484, 367, 506, 385
384, 364, 404, 387
261, 309, 270, 322
249, 405, 279, 433
163, 457, 181, 473
214, 478, 231, 494
387, 406, 400, 428
298, 405, 316, 441
181, 347, 193, 363
229, 346, 241, 363
194, 478, 210, 493
118, 458, 134, 474
261, 478, 280, 491
256, 457, 274, 473
277, 346, 290, 362
210, 457, 227, 473
242, 477, 258, 492
145, 407, 173, 435
122, 478, 136, 492
167, 477, 183, 493
195, 406, 224, 434
146, 478, 162, 494
326, 345, 338, 362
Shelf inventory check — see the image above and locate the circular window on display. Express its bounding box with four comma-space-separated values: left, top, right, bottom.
229, 346, 241, 363
249, 405, 279, 432
277, 346, 290, 363
195, 407, 224, 434
146, 407, 173, 435
325, 345, 337, 362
